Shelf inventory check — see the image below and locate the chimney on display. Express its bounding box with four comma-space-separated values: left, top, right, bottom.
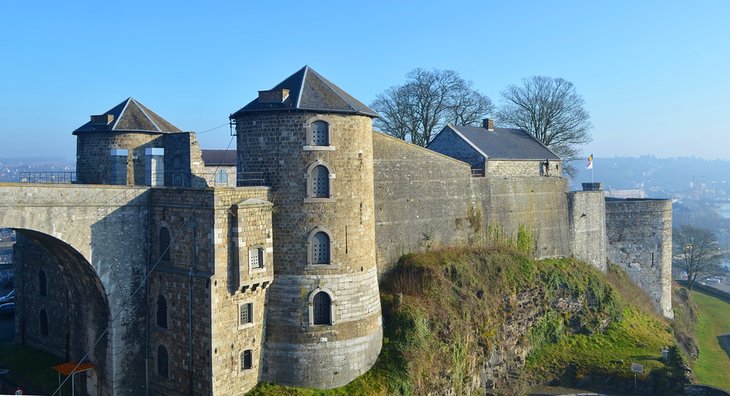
258, 89, 290, 103
91, 114, 114, 125
482, 118, 494, 131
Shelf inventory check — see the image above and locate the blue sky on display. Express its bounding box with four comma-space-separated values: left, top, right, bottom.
2, 1, 729, 160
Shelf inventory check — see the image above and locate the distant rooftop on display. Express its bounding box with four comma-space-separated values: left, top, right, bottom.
441, 124, 561, 161
73, 97, 182, 135
230, 66, 379, 118
201, 149, 236, 166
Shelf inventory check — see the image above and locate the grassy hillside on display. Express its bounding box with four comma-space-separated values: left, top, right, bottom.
249, 246, 686, 395
689, 290, 730, 391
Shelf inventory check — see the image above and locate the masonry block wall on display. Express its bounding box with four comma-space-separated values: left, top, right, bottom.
76, 132, 162, 185
486, 159, 563, 178
210, 188, 272, 395
148, 189, 221, 395
372, 133, 475, 271
605, 198, 673, 318
476, 176, 571, 259
235, 112, 382, 389
567, 190, 607, 271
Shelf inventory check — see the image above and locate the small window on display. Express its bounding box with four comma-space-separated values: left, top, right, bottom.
311, 121, 329, 146
248, 247, 264, 269
159, 228, 171, 261
39, 270, 47, 297
311, 165, 330, 198
241, 349, 253, 370
40, 309, 48, 336
157, 345, 169, 378
312, 231, 330, 264
313, 292, 332, 325
215, 169, 228, 185
240, 303, 253, 326
156, 295, 167, 329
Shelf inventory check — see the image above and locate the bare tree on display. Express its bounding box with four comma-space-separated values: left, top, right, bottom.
497, 76, 592, 176
673, 225, 724, 290
372, 68, 493, 147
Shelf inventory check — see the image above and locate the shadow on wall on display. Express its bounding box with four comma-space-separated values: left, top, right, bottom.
13, 229, 110, 395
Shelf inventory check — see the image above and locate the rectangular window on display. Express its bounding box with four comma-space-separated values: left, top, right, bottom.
239, 302, 253, 326
249, 247, 264, 269
241, 349, 253, 370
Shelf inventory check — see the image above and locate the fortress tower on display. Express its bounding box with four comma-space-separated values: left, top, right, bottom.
230, 66, 383, 388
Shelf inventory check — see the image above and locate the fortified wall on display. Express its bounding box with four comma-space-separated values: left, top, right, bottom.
372, 133, 670, 318
606, 198, 673, 318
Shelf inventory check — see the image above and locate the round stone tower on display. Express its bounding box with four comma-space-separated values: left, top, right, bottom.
73, 97, 181, 186
230, 66, 382, 388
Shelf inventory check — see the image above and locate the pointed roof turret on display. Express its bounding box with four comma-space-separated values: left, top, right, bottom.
230, 66, 379, 118
73, 97, 182, 135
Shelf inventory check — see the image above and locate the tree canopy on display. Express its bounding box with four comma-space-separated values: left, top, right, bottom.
371, 68, 493, 147
497, 76, 592, 176
673, 225, 724, 290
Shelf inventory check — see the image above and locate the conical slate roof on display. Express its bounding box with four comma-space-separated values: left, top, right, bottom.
230, 66, 379, 118
73, 97, 182, 135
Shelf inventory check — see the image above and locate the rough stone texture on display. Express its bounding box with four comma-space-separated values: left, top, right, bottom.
204, 166, 237, 187
567, 191, 607, 271
487, 159, 562, 178
76, 132, 163, 185
235, 111, 382, 389
0, 183, 150, 395
373, 132, 475, 271
478, 177, 570, 259
606, 198, 673, 318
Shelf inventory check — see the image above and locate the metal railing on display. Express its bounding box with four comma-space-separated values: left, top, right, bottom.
19, 171, 77, 184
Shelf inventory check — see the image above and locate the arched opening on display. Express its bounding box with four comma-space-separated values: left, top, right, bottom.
214, 169, 229, 185
1, 227, 111, 394
39, 309, 48, 336
312, 291, 332, 325
156, 295, 167, 329
311, 231, 331, 264
159, 227, 171, 261
310, 120, 330, 146
311, 165, 330, 198
38, 269, 46, 296
157, 345, 169, 378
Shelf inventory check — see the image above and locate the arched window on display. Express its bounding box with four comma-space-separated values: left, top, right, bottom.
313, 292, 332, 325
312, 231, 330, 264
311, 165, 330, 198
310, 121, 329, 146
156, 295, 167, 329
40, 309, 48, 336
215, 169, 228, 185
157, 345, 169, 378
159, 227, 170, 261
38, 270, 47, 297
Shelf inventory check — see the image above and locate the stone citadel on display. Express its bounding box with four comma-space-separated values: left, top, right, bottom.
0, 66, 672, 395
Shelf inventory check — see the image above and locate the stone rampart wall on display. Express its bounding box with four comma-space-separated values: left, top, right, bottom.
487, 159, 563, 178
373, 133, 475, 272
606, 198, 673, 318
567, 191, 607, 271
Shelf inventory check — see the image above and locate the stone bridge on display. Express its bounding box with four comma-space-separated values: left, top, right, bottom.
0, 183, 151, 395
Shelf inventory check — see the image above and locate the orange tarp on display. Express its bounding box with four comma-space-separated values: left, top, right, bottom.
52, 362, 96, 376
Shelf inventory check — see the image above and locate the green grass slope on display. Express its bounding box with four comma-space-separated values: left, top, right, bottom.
689, 290, 730, 391
249, 247, 685, 395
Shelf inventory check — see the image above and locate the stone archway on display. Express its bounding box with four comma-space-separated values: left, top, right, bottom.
12, 228, 111, 395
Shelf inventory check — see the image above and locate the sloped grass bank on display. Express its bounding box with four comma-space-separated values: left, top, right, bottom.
249, 248, 684, 395
690, 290, 730, 391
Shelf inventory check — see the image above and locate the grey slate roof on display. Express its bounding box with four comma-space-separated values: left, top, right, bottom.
230, 66, 379, 118
443, 125, 560, 160
73, 97, 182, 135
201, 149, 236, 166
